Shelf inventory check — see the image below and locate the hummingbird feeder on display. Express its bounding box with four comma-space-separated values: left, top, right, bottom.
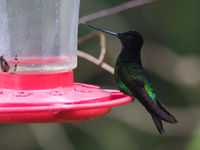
0, 0, 131, 123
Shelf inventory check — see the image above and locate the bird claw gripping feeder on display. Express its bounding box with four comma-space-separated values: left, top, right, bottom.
0, 0, 131, 123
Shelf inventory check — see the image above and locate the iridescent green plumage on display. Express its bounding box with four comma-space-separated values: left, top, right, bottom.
84, 23, 177, 134
115, 63, 156, 101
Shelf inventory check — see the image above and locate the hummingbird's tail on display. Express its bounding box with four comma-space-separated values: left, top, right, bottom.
150, 100, 177, 134
155, 99, 178, 123
140, 98, 177, 134
135, 91, 177, 134
151, 114, 164, 134
137, 94, 177, 124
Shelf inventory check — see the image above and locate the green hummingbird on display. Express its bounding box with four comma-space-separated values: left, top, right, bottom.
84, 23, 177, 134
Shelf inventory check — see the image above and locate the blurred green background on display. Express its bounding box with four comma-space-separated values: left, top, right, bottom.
1, 0, 200, 150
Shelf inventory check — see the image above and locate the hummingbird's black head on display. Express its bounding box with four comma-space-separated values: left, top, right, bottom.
84, 23, 143, 63
118, 30, 143, 50
83, 23, 143, 50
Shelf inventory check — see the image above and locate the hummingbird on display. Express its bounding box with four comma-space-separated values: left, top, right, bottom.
84, 23, 177, 134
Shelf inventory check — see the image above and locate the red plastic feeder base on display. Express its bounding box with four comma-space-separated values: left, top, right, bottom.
0, 71, 132, 123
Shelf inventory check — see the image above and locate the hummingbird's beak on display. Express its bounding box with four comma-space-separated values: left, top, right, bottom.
82, 22, 119, 37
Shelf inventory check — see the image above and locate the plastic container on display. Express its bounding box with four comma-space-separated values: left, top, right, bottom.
0, 0, 79, 74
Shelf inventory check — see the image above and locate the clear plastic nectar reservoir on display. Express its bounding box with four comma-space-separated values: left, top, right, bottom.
0, 0, 80, 74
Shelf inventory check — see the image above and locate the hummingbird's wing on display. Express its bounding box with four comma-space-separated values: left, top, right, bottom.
118, 64, 177, 124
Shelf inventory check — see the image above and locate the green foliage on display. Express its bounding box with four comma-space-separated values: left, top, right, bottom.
186, 123, 200, 150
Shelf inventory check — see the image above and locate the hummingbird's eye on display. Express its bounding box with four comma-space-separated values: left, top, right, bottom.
125, 35, 135, 47
128, 30, 135, 35
127, 35, 134, 41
